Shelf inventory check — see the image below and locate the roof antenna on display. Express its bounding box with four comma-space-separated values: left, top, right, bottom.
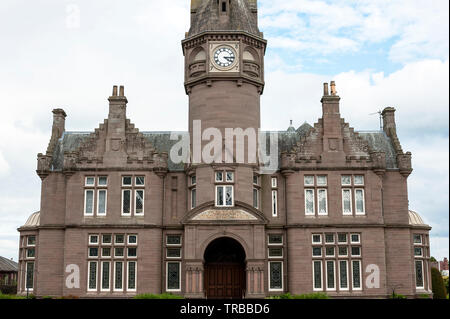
369, 110, 383, 131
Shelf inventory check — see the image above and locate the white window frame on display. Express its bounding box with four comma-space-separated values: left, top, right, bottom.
350, 233, 361, 244
415, 260, 425, 289
127, 261, 137, 292
354, 188, 365, 215
88, 247, 99, 259
342, 189, 353, 215
102, 234, 112, 245
312, 234, 322, 244
317, 175, 327, 186
121, 189, 132, 216
337, 233, 348, 244
304, 175, 314, 186
101, 247, 111, 258
414, 247, 423, 257
166, 247, 182, 259
101, 261, 110, 292
338, 246, 348, 257
134, 189, 145, 216
317, 189, 328, 216
351, 260, 363, 291
191, 188, 196, 209
339, 260, 349, 291
354, 175, 364, 186
127, 247, 138, 259
27, 235, 36, 247
98, 176, 108, 187
326, 260, 336, 291
268, 247, 284, 259
114, 247, 125, 258
325, 246, 335, 257
25, 261, 34, 291
215, 171, 224, 182
413, 234, 423, 245
135, 176, 145, 187
166, 235, 182, 246
351, 246, 362, 257
97, 189, 107, 216
271, 177, 278, 188
341, 175, 352, 186
84, 189, 95, 216
128, 235, 138, 245
324, 233, 335, 244
215, 185, 234, 207
312, 247, 322, 258
312, 260, 323, 291
271, 190, 278, 217
268, 261, 284, 292
253, 188, 259, 209
85, 176, 95, 186
87, 261, 98, 292
305, 189, 315, 216
191, 175, 196, 186
115, 234, 125, 245
113, 261, 124, 292
166, 261, 181, 292
122, 176, 132, 187
268, 234, 283, 246
26, 248, 36, 259
89, 235, 99, 245
226, 171, 234, 182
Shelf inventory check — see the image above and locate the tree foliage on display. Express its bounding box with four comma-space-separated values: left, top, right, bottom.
431, 267, 447, 299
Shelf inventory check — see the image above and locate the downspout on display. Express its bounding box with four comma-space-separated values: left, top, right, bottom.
161, 174, 166, 293
284, 174, 289, 293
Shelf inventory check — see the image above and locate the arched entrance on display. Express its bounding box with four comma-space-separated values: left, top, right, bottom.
204, 237, 246, 299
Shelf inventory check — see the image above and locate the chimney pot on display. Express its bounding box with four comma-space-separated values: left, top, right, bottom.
323, 83, 329, 96
119, 86, 124, 97
330, 81, 336, 96
112, 86, 118, 96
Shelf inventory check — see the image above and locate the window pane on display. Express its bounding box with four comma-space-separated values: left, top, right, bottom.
225, 186, 233, 206
354, 175, 364, 185
338, 233, 347, 243
135, 176, 145, 186
191, 175, 196, 185
115, 234, 125, 244
102, 248, 111, 257
102, 234, 112, 244
318, 189, 327, 214
305, 189, 315, 214
355, 189, 365, 213
26, 262, 34, 289
415, 260, 424, 288
253, 174, 259, 185
325, 247, 335, 257
268, 247, 283, 258
85, 190, 94, 215
338, 246, 348, 256
216, 172, 223, 182
341, 175, 351, 185
413, 234, 422, 244
128, 235, 137, 244
351, 234, 360, 243
325, 233, 334, 243
271, 177, 278, 188
89, 262, 97, 290
85, 177, 95, 186
312, 247, 322, 257
89, 247, 98, 257
217, 186, 224, 206
253, 188, 259, 208
115, 262, 123, 290
342, 189, 352, 214
327, 261, 335, 289
312, 234, 321, 243
135, 190, 144, 214
167, 262, 180, 290
191, 188, 196, 209
313, 261, 322, 289
226, 172, 234, 182
317, 176, 327, 186
167, 235, 181, 245
128, 262, 136, 290
304, 176, 314, 186
269, 262, 283, 290
167, 248, 181, 258
340, 261, 348, 289
27, 236, 36, 246
102, 262, 110, 290
414, 247, 423, 256
27, 248, 35, 258
268, 234, 283, 245
89, 235, 99, 244
98, 176, 107, 186
272, 190, 278, 216
122, 190, 131, 215
352, 261, 361, 289
122, 176, 132, 186
115, 248, 124, 257
98, 190, 107, 215
351, 246, 361, 256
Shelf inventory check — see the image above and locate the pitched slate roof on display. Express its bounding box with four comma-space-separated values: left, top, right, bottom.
0, 256, 18, 272
49, 124, 399, 171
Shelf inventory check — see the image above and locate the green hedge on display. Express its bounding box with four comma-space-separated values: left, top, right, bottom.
431, 267, 447, 299
134, 293, 184, 299
267, 292, 329, 299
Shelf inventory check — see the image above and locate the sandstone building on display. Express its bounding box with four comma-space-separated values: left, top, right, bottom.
18, 0, 432, 298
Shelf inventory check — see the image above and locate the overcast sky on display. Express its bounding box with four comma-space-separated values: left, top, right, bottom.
0, 0, 448, 261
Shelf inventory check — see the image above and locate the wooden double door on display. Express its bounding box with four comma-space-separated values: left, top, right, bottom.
204, 262, 245, 299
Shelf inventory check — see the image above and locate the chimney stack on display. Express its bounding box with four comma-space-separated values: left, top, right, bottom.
52, 109, 67, 139
106, 85, 128, 156
381, 107, 396, 137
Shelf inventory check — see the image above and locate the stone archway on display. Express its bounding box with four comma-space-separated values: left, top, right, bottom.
204, 237, 246, 299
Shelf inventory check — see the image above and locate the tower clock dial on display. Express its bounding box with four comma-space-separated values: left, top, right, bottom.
213, 46, 236, 69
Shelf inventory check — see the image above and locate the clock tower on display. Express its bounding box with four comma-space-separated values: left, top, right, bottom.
182, 0, 266, 160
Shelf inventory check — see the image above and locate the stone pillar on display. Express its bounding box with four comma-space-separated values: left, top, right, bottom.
184, 261, 204, 298
245, 260, 265, 298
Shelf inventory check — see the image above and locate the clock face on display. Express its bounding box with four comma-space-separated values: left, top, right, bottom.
213, 46, 236, 68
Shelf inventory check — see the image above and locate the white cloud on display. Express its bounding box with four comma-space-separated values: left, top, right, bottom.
259, 0, 449, 63
0, 152, 10, 177
430, 237, 450, 261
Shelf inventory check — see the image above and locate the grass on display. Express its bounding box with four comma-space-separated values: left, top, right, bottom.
134, 293, 184, 299
267, 293, 329, 299
0, 292, 27, 299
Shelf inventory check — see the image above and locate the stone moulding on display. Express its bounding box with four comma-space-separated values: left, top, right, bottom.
192, 209, 258, 221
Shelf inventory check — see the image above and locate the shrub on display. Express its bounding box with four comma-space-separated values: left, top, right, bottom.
0, 292, 26, 299
431, 267, 447, 299
134, 293, 184, 299
417, 294, 431, 299
0, 285, 18, 295
389, 293, 407, 299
